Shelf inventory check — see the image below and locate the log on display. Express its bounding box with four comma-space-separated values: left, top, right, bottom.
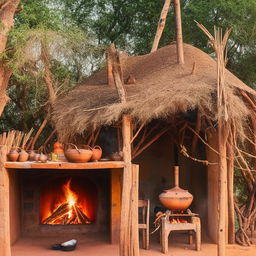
0, 145, 11, 256
42, 203, 69, 224
151, 0, 172, 52
173, 0, 184, 64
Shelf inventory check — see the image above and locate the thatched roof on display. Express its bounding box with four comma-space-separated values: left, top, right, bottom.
52, 43, 256, 141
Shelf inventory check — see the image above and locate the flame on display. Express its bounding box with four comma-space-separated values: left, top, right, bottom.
63, 179, 78, 207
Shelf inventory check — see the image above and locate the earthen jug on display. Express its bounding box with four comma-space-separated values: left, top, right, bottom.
18, 149, 29, 162
91, 146, 102, 161
7, 148, 19, 161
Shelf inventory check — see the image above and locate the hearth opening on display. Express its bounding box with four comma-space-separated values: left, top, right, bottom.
40, 176, 98, 225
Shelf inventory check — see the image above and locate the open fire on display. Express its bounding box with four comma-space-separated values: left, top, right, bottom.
40, 177, 97, 225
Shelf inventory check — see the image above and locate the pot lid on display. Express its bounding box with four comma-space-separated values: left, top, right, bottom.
159, 186, 193, 198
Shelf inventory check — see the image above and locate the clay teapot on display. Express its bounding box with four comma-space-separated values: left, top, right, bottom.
7, 148, 19, 161
109, 151, 123, 161
159, 166, 193, 211
18, 149, 29, 162
65, 143, 93, 163
91, 146, 102, 161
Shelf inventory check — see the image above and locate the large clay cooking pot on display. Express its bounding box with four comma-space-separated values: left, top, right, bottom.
159, 166, 193, 211
65, 143, 93, 163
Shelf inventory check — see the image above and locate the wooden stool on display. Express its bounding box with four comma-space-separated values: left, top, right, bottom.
138, 199, 150, 249
160, 210, 201, 254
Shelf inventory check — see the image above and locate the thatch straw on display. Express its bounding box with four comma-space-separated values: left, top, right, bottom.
52, 43, 256, 141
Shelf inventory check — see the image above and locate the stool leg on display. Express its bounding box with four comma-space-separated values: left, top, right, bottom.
195, 219, 201, 251
142, 229, 146, 249
188, 230, 193, 244
161, 218, 169, 254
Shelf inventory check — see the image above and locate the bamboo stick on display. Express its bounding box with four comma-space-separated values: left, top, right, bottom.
151, 0, 172, 52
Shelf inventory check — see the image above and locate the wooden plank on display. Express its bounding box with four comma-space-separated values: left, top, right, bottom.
5, 161, 125, 170
111, 168, 122, 244
0, 145, 11, 256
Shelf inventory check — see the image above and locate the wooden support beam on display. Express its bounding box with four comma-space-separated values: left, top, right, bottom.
120, 114, 133, 256
131, 164, 139, 256
173, 0, 184, 64
217, 123, 229, 256
0, 145, 11, 256
111, 168, 122, 244
227, 136, 235, 244
151, 0, 172, 52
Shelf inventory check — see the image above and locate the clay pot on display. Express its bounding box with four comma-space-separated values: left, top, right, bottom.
39, 153, 48, 163
18, 149, 29, 162
159, 166, 193, 211
159, 187, 193, 211
34, 153, 41, 162
28, 150, 36, 161
91, 146, 102, 161
7, 148, 19, 161
65, 143, 93, 163
109, 151, 123, 161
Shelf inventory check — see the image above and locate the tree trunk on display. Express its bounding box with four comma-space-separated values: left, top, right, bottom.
0, 0, 21, 116
41, 42, 56, 104
0, 145, 11, 256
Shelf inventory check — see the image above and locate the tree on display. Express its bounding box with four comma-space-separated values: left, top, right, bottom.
0, 0, 20, 116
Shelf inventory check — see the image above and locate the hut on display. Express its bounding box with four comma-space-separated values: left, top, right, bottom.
51, 37, 256, 255
1, 1, 255, 256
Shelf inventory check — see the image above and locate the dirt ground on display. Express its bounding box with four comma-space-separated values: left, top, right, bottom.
11, 234, 256, 256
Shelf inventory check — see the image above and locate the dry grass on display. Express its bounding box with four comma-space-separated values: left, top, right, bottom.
52, 43, 255, 141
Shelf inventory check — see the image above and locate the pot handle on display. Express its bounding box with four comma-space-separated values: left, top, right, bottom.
93, 145, 102, 151
66, 143, 81, 154
82, 144, 92, 150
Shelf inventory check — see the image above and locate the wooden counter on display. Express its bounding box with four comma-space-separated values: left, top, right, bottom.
4, 161, 125, 170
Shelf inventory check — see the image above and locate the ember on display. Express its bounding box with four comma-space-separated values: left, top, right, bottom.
40, 178, 96, 225
170, 218, 188, 224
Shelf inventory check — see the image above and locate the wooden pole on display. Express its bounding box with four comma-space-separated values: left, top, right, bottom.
217, 123, 229, 256
108, 43, 139, 256
131, 164, 139, 256
120, 114, 133, 256
227, 135, 235, 244
173, 0, 184, 64
151, 0, 172, 53
0, 145, 11, 256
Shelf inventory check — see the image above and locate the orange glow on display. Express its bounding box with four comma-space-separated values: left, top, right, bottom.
40, 177, 97, 225
170, 218, 188, 224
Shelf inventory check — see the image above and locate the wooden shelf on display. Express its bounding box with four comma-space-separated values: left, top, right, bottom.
5, 161, 125, 170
